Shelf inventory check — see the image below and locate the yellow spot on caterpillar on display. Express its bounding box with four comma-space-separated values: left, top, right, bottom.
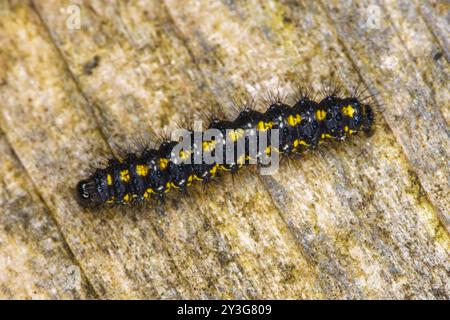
202, 140, 216, 152
316, 109, 326, 121
120, 170, 130, 182
228, 128, 245, 141
170, 182, 180, 189
135, 165, 148, 176
159, 158, 169, 170
287, 114, 302, 126
293, 139, 299, 148
106, 174, 113, 185
143, 188, 154, 198
220, 165, 231, 171
106, 196, 115, 204
123, 193, 131, 202
179, 149, 192, 160
257, 121, 273, 131
321, 133, 333, 139
210, 164, 219, 176
165, 182, 172, 192
342, 105, 355, 118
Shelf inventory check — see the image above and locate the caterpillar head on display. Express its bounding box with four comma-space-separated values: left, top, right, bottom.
76, 178, 104, 208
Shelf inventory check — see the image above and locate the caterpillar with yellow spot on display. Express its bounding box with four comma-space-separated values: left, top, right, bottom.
76, 87, 375, 208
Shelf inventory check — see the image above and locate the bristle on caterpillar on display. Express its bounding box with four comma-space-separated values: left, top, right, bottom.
76, 88, 375, 208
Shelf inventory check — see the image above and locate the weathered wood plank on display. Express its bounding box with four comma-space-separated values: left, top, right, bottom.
0, 133, 96, 299
417, 0, 450, 67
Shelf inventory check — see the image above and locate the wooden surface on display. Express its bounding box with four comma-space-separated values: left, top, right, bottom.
0, 0, 448, 299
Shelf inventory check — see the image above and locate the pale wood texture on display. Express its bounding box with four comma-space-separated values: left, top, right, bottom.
0, 0, 448, 299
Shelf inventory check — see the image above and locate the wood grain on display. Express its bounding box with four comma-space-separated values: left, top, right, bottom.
0, 0, 448, 299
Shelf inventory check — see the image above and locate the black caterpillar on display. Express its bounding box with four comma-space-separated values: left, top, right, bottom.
76, 88, 375, 208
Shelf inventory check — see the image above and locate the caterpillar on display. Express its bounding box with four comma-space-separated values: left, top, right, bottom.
76, 87, 375, 208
